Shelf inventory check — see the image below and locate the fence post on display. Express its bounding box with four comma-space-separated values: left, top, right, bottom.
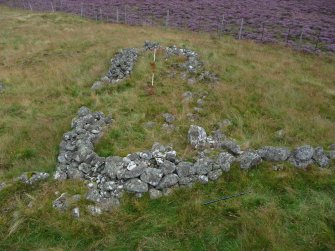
299, 28, 304, 47
261, 23, 265, 41
315, 29, 321, 51
165, 9, 169, 27
238, 18, 244, 39
220, 14, 225, 36
285, 27, 291, 45
124, 5, 127, 24
50, 1, 54, 12
116, 7, 119, 23
80, 2, 83, 17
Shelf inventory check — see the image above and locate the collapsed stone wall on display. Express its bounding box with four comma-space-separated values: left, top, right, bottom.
54, 106, 335, 214
91, 41, 218, 90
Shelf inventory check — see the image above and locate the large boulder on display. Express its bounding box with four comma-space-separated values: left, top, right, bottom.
188, 125, 207, 149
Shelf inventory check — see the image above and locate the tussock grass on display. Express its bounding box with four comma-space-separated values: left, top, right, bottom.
0, 5, 334, 250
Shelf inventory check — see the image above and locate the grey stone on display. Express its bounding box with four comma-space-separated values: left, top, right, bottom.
176, 162, 196, 177
162, 123, 175, 132
217, 152, 236, 172
239, 151, 262, 169
87, 205, 102, 216
198, 175, 209, 184
178, 176, 196, 185
0, 182, 6, 191
272, 165, 284, 171
221, 140, 242, 155
193, 107, 203, 113
72, 207, 80, 218
327, 151, 335, 160
86, 188, 101, 202
124, 178, 148, 193
149, 188, 163, 199
275, 129, 285, 139
218, 119, 232, 129
208, 169, 223, 181
197, 99, 204, 107
91, 81, 106, 90
144, 41, 160, 50
159, 160, 176, 174
144, 121, 156, 129
312, 147, 330, 168
162, 113, 175, 124
53, 193, 68, 211
16, 172, 50, 185
256, 146, 290, 162
182, 91, 193, 102
158, 174, 179, 189
289, 145, 314, 168
194, 158, 213, 174
117, 162, 146, 179
98, 197, 120, 212
67, 168, 84, 180
0, 82, 4, 93
329, 144, 335, 150
140, 168, 163, 186
188, 125, 207, 149
78, 163, 91, 174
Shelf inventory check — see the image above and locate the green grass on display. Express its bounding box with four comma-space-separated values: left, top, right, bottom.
0, 5, 334, 250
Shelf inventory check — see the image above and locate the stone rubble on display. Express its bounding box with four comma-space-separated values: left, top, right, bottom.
16, 172, 49, 185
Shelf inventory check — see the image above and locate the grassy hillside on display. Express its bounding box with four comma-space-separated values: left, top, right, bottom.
0, 6, 334, 250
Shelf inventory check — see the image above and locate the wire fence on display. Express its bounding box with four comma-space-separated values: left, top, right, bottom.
3, 0, 335, 53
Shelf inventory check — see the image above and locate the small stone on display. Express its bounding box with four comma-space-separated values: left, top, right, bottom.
91, 81, 106, 90
327, 151, 335, 160
53, 193, 68, 211
124, 178, 148, 193
193, 107, 203, 113
272, 165, 284, 171
182, 91, 193, 102
188, 125, 207, 149
162, 123, 175, 133
72, 207, 80, 218
197, 99, 204, 107
216, 152, 236, 172
86, 188, 101, 203
87, 205, 102, 216
16, 172, 50, 185
149, 189, 163, 199
218, 119, 232, 129
162, 113, 175, 124
275, 129, 285, 139
329, 144, 335, 150
103, 156, 124, 179
67, 168, 84, 180
312, 147, 330, 168
194, 158, 213, 174
187, 78, 196, 85
0, 82, 4, 93
117, 162, 146, 179
208, 169, 223, 181
98, 197, 120, 212
238, 151, 262, 169
198, 175, 209, 184
221, 140, 242, 155
0, 182, 6, 191
144, 121, 156, 129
